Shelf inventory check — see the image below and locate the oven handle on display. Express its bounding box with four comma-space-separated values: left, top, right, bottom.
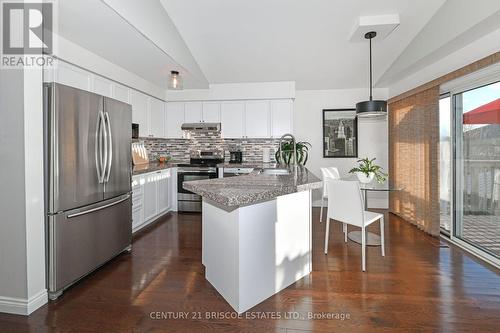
178, 173, 216, 177
178, 170, 216, 174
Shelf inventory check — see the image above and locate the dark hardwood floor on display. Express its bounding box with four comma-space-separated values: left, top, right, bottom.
1, 209, 499, 332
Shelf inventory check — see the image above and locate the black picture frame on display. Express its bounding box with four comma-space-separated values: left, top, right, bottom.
322, 109, 358, 158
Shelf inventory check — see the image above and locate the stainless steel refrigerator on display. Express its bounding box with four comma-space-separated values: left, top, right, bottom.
44, 83, 132, 300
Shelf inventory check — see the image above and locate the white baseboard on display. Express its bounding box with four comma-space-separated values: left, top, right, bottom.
0, 289, 48, 315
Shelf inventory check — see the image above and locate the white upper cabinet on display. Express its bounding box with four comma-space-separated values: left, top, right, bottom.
244, 101, 270, 138
166, 102, 185, 138
202, 102, 221, 122
149, 98, 165, 138
184, 102, 203, 123
56, 61, 91, 91
271, 99, 293, 138
92, 75, 113, 98
113, 84, 130, 104
130, 90, 149, 137
221, 101, 245, 138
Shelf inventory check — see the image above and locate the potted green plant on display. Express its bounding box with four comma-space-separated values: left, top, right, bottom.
349, 157, 387, 183
275, 141, 311, 165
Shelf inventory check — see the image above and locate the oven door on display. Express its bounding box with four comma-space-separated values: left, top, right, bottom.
177, 170, 217, 212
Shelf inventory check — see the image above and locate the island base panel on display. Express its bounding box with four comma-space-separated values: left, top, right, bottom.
202, 190, 312, 313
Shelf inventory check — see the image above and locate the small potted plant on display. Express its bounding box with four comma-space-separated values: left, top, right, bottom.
349, 157, 387, 183
275, 141, 311, 165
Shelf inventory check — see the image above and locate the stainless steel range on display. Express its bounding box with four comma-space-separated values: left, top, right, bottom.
177, 152, 224, 212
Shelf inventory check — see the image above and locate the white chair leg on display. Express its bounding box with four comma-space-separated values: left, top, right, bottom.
344, 223, 347, 243
380, 215, 385, 257
319, 198, 324, 223
361, 226, 366, 271
324, 218, 330, 254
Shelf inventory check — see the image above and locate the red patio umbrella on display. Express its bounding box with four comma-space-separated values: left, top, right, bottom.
463, 98, 500, 124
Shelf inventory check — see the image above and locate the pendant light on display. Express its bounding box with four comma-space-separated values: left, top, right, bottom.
356, 31, 387, 118
169, 70, 183, 90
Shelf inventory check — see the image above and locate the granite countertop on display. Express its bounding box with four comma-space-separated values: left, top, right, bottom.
132, 162, 177, 176
183, 165, 322, 208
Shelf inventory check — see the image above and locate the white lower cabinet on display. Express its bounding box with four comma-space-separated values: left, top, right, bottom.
157, 173, 170, 214
143, 174, 159, 222
131, 168, 176, 233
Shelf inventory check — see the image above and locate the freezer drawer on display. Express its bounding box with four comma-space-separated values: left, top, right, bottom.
47, 194, 132, 296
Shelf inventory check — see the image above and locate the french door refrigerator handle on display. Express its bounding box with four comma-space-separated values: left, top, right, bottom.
95, 111, 105, 183
99, 110, 108, 183
66, 194, 131, 218
104, 111, 113, 182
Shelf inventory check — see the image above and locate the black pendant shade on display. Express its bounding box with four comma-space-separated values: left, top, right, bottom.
356, 100, 387, 117
356, 31, 387, 118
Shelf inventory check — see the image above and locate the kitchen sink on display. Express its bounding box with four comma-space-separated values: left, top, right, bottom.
261, 168, 290, 175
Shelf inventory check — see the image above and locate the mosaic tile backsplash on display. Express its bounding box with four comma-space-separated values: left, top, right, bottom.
140, 130, 280, 164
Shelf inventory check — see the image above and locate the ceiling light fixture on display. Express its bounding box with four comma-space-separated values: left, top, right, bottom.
169, 70, 183, 90
356, 31, 387, 118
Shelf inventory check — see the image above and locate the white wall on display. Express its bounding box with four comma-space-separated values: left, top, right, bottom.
294, 88, 389, 208
0, 69, 28, 302
0, 67, 47, 315
166, 81, 295, 101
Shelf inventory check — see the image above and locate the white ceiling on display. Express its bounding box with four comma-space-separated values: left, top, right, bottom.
57, 0, 206, 89
160, 0, 446, 90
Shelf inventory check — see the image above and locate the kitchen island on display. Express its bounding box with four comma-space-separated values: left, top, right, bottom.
183, 166, 322, 313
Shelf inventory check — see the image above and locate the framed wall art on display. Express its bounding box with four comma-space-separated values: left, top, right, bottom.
322, 109, 358, 158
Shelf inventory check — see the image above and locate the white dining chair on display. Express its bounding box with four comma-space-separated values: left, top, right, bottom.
319, 167, 340, 223
324, 179, 385, 271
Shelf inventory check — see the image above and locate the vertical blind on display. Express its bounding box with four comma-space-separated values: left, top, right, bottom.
388, 87, 440, 236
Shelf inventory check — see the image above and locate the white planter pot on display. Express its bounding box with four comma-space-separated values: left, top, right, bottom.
355, 172, 374, 183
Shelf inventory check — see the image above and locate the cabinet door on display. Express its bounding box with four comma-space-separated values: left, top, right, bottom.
202, 102, 221, 122
113, 84, 130, 103
157, 170, 171, 213
271, 99, 293, 137
131, 177, 144, 231
149, 98, 165, 138
184, 102, 203, 123
143, 174, 158, 222
165, 102, 185, 138
56, 61, 91, 91
245, 100, 270, 138
92, 76, 113, 98
221, 101, 245, 138
130, 90, 149, 137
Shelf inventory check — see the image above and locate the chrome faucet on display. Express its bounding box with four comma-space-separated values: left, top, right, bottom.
279, 133, 297, 166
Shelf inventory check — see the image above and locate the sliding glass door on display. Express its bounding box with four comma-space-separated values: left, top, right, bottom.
453, 81, 500, 259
